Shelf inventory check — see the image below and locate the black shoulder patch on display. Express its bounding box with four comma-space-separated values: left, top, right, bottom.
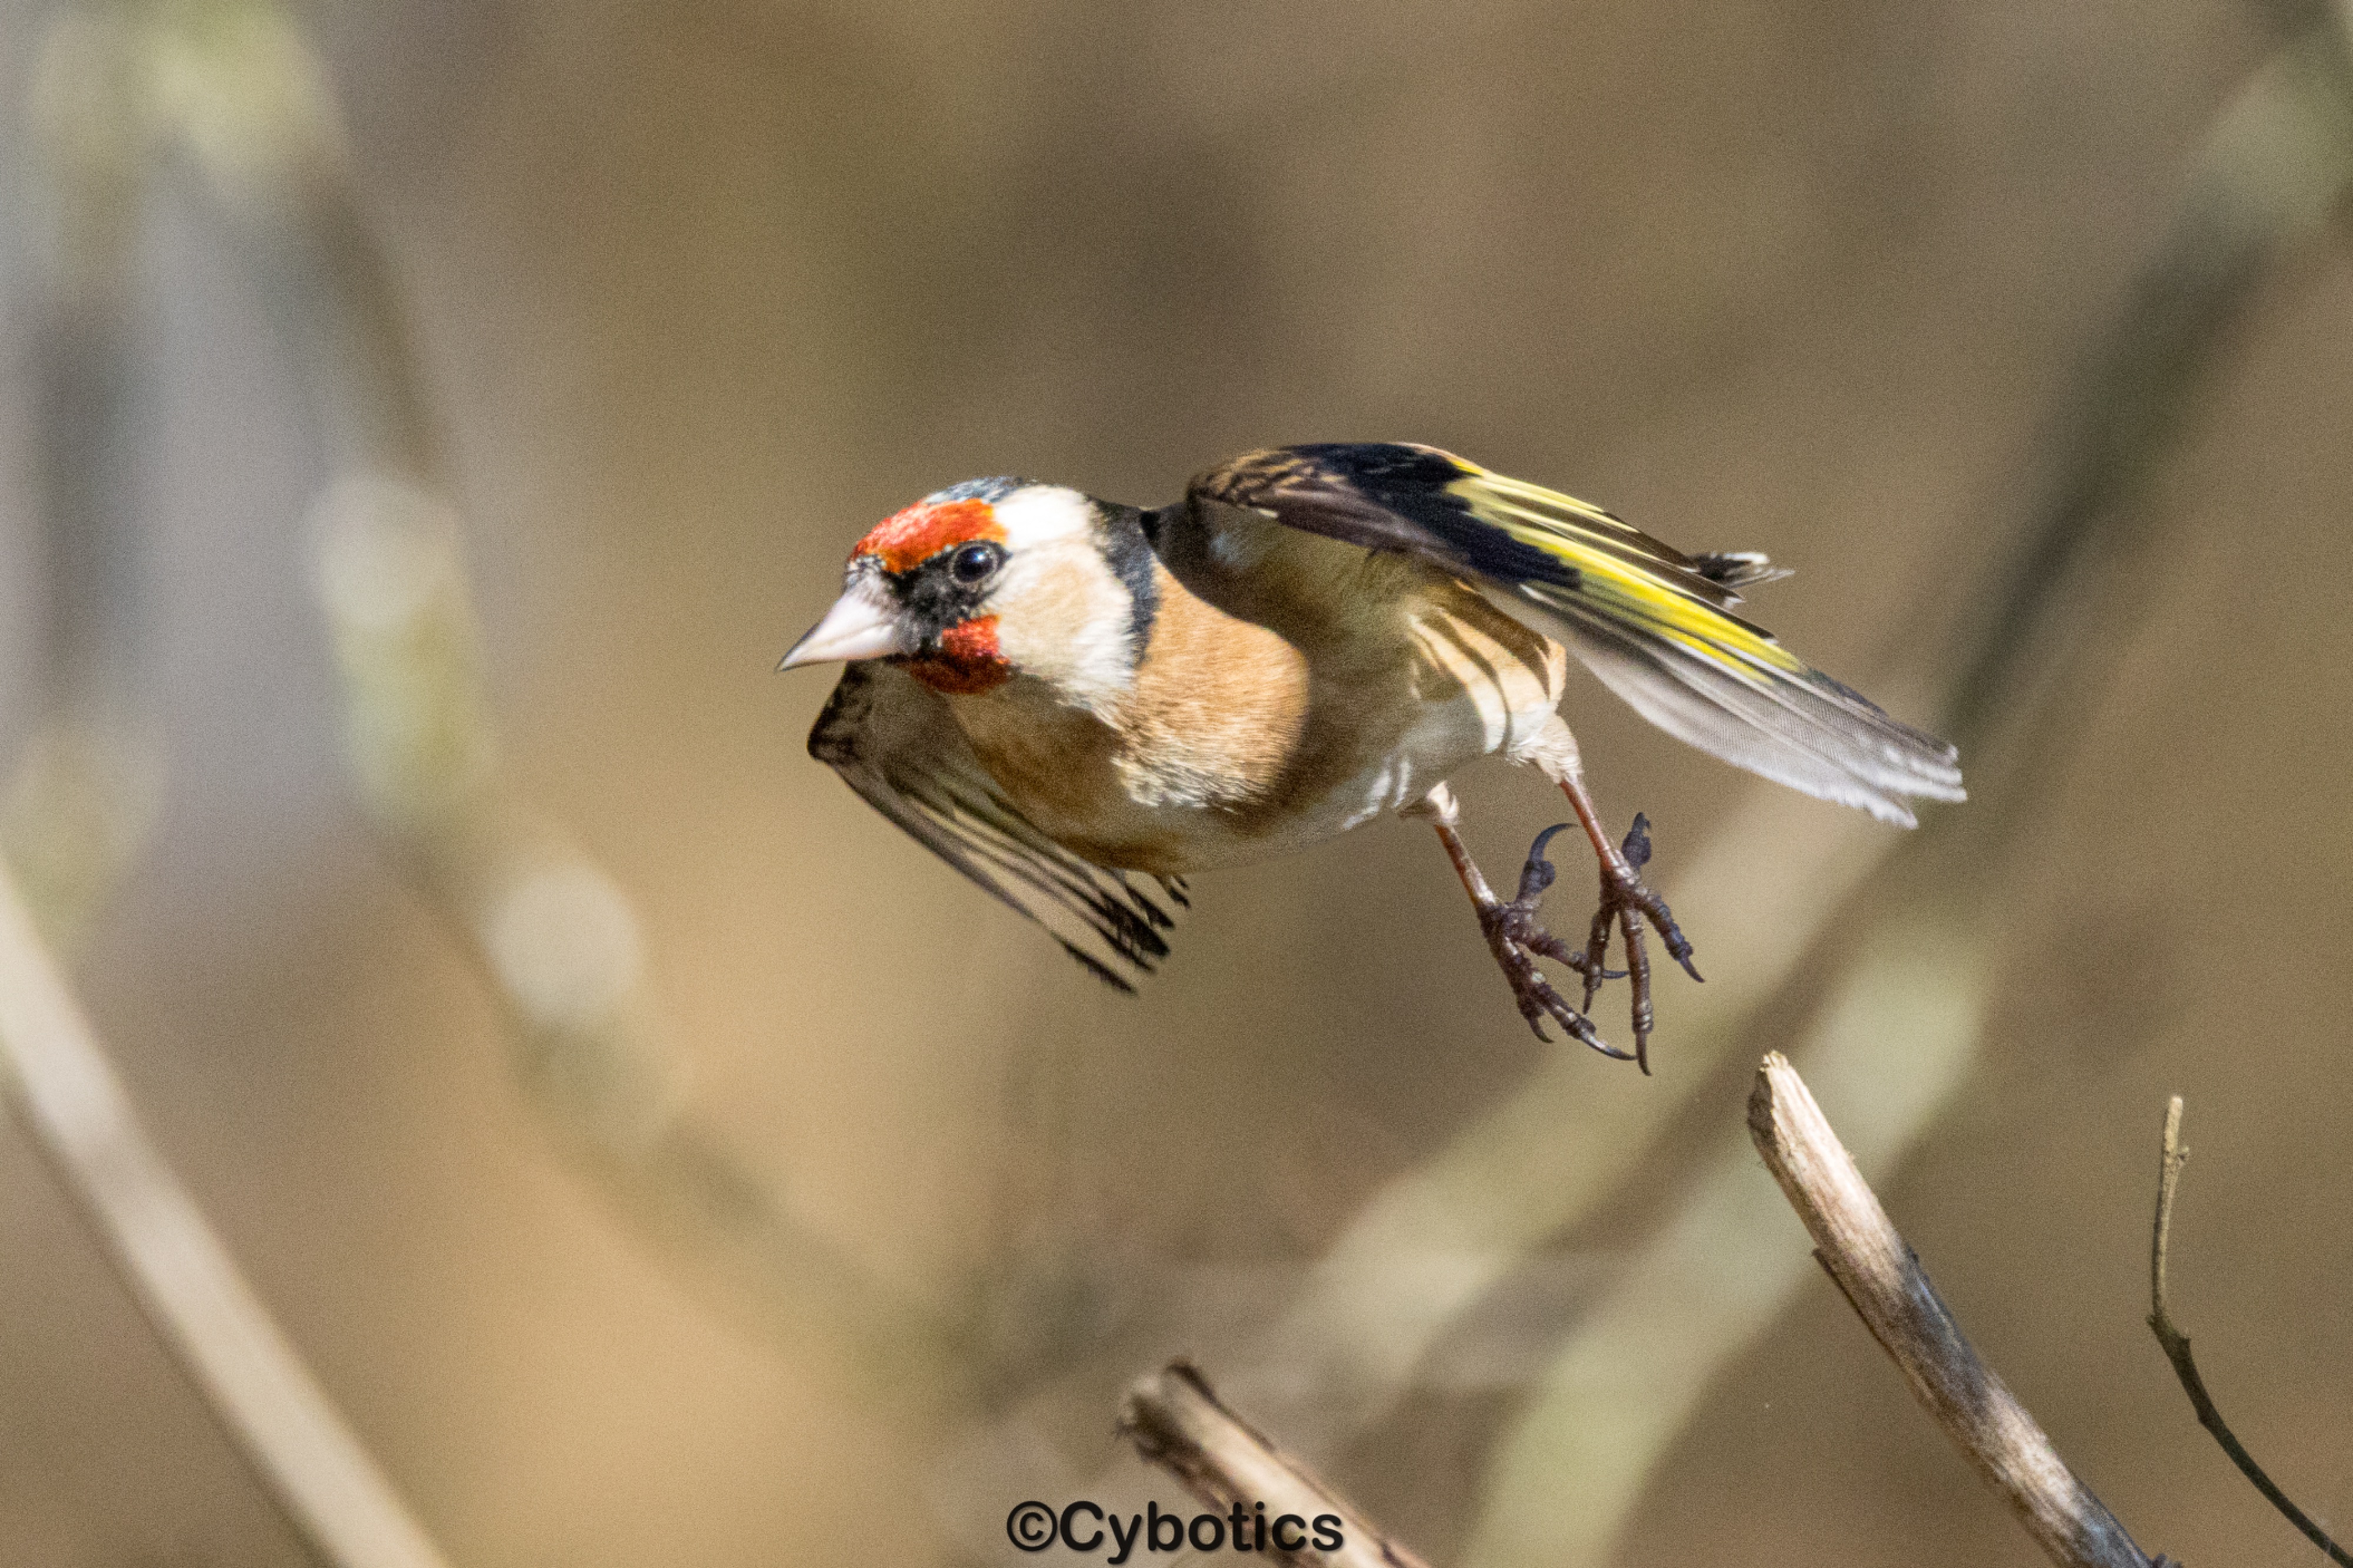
1098, 502, 1160, 664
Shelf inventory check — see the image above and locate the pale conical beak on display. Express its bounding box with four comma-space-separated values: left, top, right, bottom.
778, 577, 906, 670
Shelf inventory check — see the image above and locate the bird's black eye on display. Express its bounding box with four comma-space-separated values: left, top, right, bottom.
948, 541, 1005, 586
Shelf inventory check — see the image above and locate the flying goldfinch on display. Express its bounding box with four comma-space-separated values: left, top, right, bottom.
781, 443, 1962, 1066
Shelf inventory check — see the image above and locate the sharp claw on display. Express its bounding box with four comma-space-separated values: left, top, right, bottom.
1558, 1007, 1608, 1055
1545, 982, 1631, 1059
1515, 823, 1574, 903
1583, 1031, 1637, 1062
1529, 822, 1576, 859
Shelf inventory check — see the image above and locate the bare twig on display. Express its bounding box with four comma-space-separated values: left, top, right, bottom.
0, 858, 452, 1568
2147, 1097, 2351, 1566
1120, 1360, 1432, 1568
1747, 1053, 2160, 1568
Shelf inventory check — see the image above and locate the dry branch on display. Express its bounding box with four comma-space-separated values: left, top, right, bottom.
0, 859, 452, 1568
1120, 1360, 1431, 1568
2147, 1097, 2351, 1566
1747, 1053, 2162, 1568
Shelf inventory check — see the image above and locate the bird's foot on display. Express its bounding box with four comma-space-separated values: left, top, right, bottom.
1573, 813, 1703, 1075
1476, 823, 1633, 1060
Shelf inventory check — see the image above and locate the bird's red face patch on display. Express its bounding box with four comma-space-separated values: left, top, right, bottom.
852, 499, 1003, 575
903, 615, 1011, 693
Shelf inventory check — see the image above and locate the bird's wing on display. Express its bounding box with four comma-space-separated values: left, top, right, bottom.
808, 661, 1188, 989
1187, 443, 1964, 826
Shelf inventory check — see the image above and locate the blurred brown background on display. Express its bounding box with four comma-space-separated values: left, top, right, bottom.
1, 0, 2348, 1564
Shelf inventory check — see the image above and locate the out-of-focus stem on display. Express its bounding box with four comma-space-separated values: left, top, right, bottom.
3, 7, 166, 948
1946, 0, 2353, 769
120, 0, 961, 1393
308, 475, 956, 1381
0, 856, 454, 1568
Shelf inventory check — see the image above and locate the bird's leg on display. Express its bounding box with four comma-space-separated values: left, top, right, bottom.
1505, 715, 1699, 1073
1554, 772, 1702, 1076
1405, 783, 1632, 1060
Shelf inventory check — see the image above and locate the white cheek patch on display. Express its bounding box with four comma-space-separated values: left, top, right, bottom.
994, 548, 1136, 708
986, 487, 1138, 710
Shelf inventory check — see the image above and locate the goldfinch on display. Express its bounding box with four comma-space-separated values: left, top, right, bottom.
781, 443, 1962, 1066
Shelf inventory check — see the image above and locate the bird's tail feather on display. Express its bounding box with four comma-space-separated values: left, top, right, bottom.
1496, 577, 1965, 827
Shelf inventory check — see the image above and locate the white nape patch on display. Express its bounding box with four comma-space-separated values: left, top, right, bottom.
989, 484, 1098, 549
986, 485, 1136, 710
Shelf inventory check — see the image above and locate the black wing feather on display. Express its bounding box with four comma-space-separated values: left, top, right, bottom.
809, 662, 1185, 989
1189, 442, 1962, 826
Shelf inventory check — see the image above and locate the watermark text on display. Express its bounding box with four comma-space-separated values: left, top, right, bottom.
1006, 1500, 1344, 1560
